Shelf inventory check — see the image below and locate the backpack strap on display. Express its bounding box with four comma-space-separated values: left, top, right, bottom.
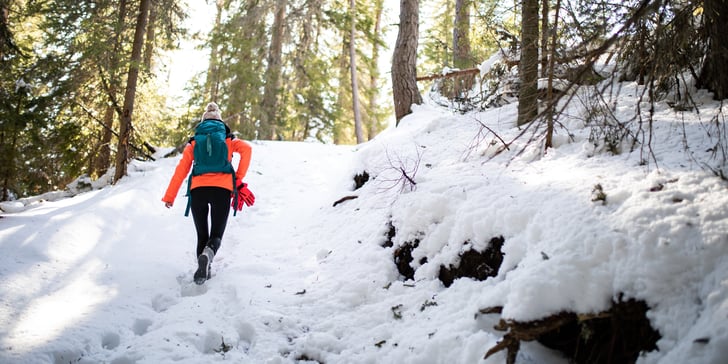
184, 139, 195, 217
184, 173, 193, 217
231, 174, 238, 217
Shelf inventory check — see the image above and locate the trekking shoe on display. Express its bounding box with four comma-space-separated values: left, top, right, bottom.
193, 246, 215, 285
193, 253, 209, 285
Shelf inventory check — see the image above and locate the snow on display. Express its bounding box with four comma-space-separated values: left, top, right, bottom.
2, 82, 728, 363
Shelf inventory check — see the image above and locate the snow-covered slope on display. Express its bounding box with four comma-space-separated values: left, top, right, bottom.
1, 87, 727, 364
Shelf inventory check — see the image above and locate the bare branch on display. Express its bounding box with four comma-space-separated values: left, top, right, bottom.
377, 146, 423, 193
416, 67, 480, 82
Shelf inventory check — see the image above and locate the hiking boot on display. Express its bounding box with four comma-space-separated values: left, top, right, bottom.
193, 246, 215, 285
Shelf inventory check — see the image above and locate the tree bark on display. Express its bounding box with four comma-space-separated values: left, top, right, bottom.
334, 37, 349, 144
0, 96, 21, 201
349, 0, 363, 143
545, 0, 561, 149
206, 0, 225, 102
143, 0, 158, 71
0, 0, 18, 59
453, 0, 471, 70
698, 0, 728, 100
391, 0, 422, 125
93, 0, 127, 179
261, 0, 286, 140
540, 0, 549, 78
367, 0, 384, 140
453, 0, 472, 96
290, 0, 321, 140
114, 0, 151, 183
517, 0, 539, 126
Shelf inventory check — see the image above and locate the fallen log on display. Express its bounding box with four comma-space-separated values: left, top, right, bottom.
483, 298, 660, 364
416, 67, 480, 82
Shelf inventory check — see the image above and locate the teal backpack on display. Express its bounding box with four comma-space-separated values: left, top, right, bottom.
184, 119, 238, 216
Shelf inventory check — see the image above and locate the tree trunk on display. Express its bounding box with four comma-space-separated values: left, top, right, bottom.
392, 0, 422, 125
1, 0, 18, 59
453, 0, 471, 70
0, 97, 21, 200
143, 0, 158, 71
114, 0, 151, 183
698, 0, 728, 100
545, 0, 561, 149
367, 0, 384, 140
0, 131, 18, 201
261, 0, 286, 140
517, 0, 539, 126
93, 0, 127, 179
453, 0, 472, 97
290, 0, 321, 140
94, 107, 115, 178
540, 0, 549, 78
349, 0, 363, 143
334, 37, 350, 144
206, 0, 225, 102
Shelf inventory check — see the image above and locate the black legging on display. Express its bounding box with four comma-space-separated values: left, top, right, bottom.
190, 186, 231, 256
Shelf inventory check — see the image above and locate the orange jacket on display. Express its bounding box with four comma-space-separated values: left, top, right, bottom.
162, 138, 252, 205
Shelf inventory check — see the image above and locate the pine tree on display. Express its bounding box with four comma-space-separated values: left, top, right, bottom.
115, 0, 152, 182
392, 0, 422, 124
261, 0, 287, 140
453, 0, 471, 70
517, 0, 539, 126
349, 0, 364, 143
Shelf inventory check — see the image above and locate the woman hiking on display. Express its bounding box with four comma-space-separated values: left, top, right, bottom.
162, 102, 254, 284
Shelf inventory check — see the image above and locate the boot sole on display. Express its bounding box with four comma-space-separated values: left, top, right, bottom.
193, 254, 209, 285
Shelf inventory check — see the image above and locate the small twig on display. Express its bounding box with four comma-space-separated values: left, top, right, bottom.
377, 145, 423, 193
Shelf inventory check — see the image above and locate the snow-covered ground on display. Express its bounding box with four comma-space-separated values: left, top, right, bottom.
1, 82, 728, 364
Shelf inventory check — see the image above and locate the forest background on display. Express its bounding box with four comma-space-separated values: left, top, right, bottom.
0, 0, 727, 202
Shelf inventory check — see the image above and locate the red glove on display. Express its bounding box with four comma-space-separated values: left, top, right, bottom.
232, 183, 255, 211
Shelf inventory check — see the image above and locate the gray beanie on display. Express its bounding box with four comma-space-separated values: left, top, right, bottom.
201, 102, 222, 121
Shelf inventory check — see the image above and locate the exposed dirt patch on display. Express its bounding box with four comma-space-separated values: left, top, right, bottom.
381, 221, 396, 248
353, 171, 370, 189
386, 221, 504, 284
484, 296, 660, 364
438, 236, 505, 287
393, 239, 421, 280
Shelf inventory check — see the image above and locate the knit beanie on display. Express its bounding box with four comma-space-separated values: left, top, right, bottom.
201, 102, 222, 121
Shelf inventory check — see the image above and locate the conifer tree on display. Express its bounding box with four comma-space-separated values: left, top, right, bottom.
349, 0, 364, 143
261, 0, 287, 140
517, 0, 539, 126
453, 0, 471, 70
286, 0, 330, 141
392, 0, 422, 124
115, 0, 151, 182
365, 0, 385, 141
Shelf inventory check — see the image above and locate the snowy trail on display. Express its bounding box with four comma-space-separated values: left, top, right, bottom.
210, 141, 358, 360
153, 140, 358, 362
0, 141, 356, 363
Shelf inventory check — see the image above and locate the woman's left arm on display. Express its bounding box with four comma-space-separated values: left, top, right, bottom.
232, 139, 252, 183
